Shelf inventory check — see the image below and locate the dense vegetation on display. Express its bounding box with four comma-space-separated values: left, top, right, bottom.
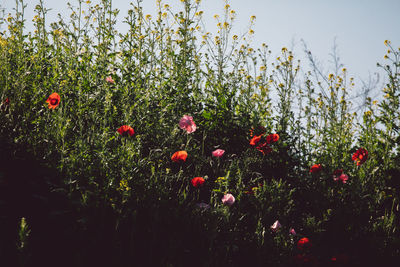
1, 0, 399, 266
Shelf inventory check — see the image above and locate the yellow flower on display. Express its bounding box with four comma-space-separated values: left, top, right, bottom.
328, 73, 334, 80
223, 22, 229, 29
118, 179, 131, 191
260, 66, 266, 71
250, 15, 256, 21
232, 35, 238, 40
214, 14, 219, 19
145, 14, 152, 20
384, 40, 390, 46
224, 4, 230, 10
249, 29, 254, 35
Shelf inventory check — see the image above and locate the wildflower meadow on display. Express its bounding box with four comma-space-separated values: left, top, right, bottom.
0, 0, 399, 266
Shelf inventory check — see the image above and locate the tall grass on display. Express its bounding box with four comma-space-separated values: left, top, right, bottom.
0, 0, 399, 266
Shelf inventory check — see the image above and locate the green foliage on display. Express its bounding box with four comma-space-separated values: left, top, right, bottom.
0, 0, 399, 266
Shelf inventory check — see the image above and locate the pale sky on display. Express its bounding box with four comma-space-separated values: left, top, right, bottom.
2, 0, 399, 83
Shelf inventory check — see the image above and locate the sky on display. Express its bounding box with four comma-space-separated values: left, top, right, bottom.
1, 0, 400, 84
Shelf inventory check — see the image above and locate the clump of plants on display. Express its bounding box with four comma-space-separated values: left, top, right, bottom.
0, 0, 399, 266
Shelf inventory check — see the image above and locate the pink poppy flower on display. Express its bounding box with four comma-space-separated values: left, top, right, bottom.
333, 169, 349, 184
179, 115, 197, 134
270, 220, 281, 232
289, 228, 296, 235
339, 174, 348, 183
221, 193, 235, 206
106, 76, 115, 84
212, 149, 225, 158
333, 169, 343, 181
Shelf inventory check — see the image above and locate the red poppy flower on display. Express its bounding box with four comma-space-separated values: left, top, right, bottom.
352, 148, 368, 166
266, 133, 280, 144
250, 134, 263, 146
297, 237, 312, 250
46, 93, 60, 109
117, 125, 135, 136
309, 164, 322, 173
256, 142, 272, 155
171, 150, 188, 163
191, 177, 205, 187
